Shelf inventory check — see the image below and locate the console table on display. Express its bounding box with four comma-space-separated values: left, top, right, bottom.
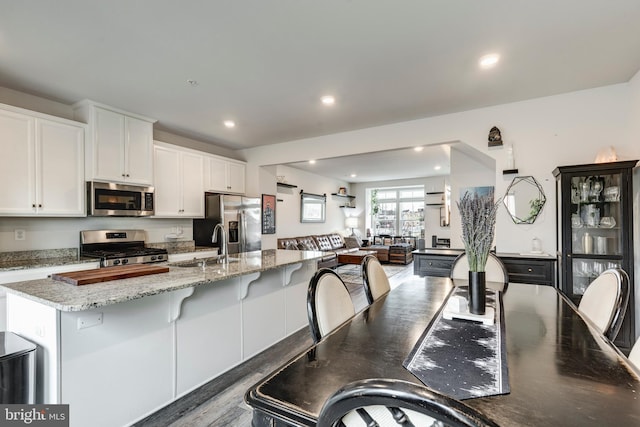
412, 249, 557, 286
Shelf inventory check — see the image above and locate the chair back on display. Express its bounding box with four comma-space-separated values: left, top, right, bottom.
307, 268, 356, 343
450, 253, 508, 284
362, 255, 391, 305
317, 378, 499, 427
578, 268, 629, 340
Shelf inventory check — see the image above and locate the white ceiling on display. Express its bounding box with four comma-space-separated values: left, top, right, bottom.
1, 1, 640, 180
286, 144, 452, 184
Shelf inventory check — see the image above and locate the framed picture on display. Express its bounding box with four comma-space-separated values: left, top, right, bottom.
262, 194, 276, 234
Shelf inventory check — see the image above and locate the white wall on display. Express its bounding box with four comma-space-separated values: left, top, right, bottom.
272, 165, 351, 241
0, 217, 193, 252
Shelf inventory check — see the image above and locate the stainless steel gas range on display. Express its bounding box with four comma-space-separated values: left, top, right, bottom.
80, 229, 168, 267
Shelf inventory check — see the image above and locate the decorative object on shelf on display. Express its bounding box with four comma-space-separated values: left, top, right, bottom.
276, 175, 285, 183
300, 191, 326, 223
506, 144, 515, 169
532, 237, 542, 254
503, 176, 546, 224
595, 146, 618, 163
457, 187, 500, 315
488, 126, 503, 147
338, 186, 347, 195
261, 194, 276, 234
345, 217, 358, 236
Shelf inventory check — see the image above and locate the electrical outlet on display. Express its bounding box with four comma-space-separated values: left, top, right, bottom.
14, 229, 26, 241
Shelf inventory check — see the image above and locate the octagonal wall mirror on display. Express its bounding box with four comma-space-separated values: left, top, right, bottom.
503, 176, 546, 224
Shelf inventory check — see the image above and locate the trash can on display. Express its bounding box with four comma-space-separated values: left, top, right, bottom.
0, 331, 36, 403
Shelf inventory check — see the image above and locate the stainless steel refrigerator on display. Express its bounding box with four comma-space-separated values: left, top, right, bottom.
193, 194, 262, 254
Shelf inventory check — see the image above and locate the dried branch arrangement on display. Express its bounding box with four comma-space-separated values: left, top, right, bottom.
457, 189, 500, 272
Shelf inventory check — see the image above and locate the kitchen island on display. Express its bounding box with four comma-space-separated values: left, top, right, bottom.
2, 249, 324, 427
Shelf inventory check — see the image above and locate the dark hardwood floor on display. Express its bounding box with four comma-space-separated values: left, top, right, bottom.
134, 262, 414, 427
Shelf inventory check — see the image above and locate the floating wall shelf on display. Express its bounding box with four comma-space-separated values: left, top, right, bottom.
277, 182, 297, 189
331, 192, 355, 199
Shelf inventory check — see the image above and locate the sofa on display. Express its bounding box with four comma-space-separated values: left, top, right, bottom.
277, 233, 391, 268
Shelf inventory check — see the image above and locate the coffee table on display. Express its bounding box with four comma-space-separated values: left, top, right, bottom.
337, 250, 377, 266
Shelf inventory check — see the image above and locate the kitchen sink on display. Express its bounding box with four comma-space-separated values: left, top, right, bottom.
169, 256, 238, 267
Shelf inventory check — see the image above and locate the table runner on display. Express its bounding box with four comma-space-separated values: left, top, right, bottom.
403, 286, 509, 400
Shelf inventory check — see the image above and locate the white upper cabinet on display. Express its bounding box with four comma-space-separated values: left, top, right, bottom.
153, 142, 204, 218
73, 100, 155, 185
206, 155, 246, 194
0, 104, 85, 216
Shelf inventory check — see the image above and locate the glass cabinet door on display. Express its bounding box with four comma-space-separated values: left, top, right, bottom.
568, 172, 624, 297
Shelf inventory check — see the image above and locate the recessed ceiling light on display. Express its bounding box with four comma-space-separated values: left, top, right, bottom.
479, 54, 500, 69
186, 79, 199, 86
350, 173, 357, 178
414, 146, 424, 152
223, 120, 236, 128
309, 159, 316, 164
321, 95, 335, 106
434, 165, 442, 171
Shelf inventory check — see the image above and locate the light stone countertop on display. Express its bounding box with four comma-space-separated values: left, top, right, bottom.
0, 249, 324, 312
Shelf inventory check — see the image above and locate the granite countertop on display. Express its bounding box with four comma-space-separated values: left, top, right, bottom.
1, 249, 325, 312
0, 248, 98, 273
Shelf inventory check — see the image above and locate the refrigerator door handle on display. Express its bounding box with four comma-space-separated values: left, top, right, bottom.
239, 210, 246, 253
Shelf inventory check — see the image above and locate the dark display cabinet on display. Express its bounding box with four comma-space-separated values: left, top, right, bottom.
553, 160, 637, 352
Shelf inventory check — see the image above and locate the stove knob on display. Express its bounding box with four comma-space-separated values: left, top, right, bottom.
113, 260, 121, 265
157, 255, 164, 260
122, 259, 129, 265
150, 256, 157, 261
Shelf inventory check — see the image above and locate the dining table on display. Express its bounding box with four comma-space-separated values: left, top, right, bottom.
244, 276, 640, 426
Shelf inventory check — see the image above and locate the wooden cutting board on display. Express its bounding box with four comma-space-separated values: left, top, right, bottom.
52, 264, 170, 286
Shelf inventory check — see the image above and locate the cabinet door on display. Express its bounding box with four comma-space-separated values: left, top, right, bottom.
206, 156, 228, 192
180, 151, 204, 217
125, 116, 154, 185
227, 161, 245, 194
93, 107, 125, 182
153, 145, 181, 216
37, 119, 85, 216
0, 109, 35, 214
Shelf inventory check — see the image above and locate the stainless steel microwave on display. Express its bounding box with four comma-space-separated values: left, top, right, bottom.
87, 182, 155, 217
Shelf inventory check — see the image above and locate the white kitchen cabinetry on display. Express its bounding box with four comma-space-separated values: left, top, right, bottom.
153, 142, 204, 217
73, 100, 156, 185
0, 104, 85, 216
206, 155, 246, 194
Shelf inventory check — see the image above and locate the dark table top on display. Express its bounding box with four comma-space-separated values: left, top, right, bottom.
246, 277, 640, 426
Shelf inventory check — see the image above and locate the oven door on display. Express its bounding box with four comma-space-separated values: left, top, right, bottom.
87, 182, 155, 216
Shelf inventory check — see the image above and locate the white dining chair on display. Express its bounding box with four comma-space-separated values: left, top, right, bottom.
307, 268, 356, 343
362, 255, 391, 305
578, 268, 629, 341
450, 253, 508, 284
317, 378, 499, 427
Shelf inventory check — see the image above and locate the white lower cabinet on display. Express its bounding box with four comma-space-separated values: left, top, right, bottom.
242, 269, 287, 359
176, 279, 242, 396
60, 294, 174, 427
153, 142, 204, 217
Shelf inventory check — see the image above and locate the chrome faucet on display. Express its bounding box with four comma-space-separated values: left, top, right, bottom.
212, 223, 227, 263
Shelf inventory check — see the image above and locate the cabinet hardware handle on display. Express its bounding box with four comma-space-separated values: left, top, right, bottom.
528, 268, 532, 272
126, 174, 130, 177
32, 204, 36, 208
39, 204, 42, 208
122, 174, 126, 177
